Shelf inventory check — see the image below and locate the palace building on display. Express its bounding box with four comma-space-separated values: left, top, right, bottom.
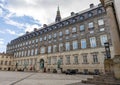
0, 53, 13, 71
6, 4, 114, 73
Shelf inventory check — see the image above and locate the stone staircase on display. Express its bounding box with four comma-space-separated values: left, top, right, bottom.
82, 74, 120, 85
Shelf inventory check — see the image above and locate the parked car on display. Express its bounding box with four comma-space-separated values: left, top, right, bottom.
65, 69, 77, 75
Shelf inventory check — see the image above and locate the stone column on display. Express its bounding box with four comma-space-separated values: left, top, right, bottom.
103, 0, 120, 79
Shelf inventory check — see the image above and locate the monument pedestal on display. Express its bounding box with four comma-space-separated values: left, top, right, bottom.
57, 69, 62, 74
104, 59, 114, 75
82, 58, 120, 85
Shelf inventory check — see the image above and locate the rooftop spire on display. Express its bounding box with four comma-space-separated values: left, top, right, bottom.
55, 5, 61, 22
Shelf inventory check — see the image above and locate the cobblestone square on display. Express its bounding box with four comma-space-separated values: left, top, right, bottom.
0, 71, 94, 85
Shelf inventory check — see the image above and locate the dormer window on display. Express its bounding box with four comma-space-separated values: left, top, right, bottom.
66, 21, 69, 25
88, 12, 93, 17
98, 9, 102, 14
80, 16, 84, 20
72, 19, 76, 23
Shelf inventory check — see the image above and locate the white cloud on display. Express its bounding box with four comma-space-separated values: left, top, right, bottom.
0, 39, 5, 52
0, 8, 3, 16
5, 18, 24, 29
0, 40, 4, 44
0, 30, 5, 34
25, 24, 40, 32
6, 0, 100, 25
6, 29, 16, 35
17, 33, 24, 36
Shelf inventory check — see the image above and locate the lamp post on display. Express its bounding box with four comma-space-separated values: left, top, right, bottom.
104, 42, 111, 59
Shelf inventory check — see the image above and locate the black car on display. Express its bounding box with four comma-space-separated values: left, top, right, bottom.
65, 69, 77, 75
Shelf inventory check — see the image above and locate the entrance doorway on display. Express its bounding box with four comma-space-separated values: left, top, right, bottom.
39, 59, 44, 69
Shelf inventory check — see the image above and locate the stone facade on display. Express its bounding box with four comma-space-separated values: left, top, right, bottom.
6, 4, 114, 74
0, 53, 13, 71
100, 0, 120, 79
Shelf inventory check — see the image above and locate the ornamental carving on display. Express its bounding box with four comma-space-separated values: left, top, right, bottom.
113, 55, 120, 64
104, 0, 113, 8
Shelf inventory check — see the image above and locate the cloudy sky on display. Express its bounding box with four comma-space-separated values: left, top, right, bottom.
0, 0, 100, 52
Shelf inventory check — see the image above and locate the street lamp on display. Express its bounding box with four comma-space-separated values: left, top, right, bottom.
104, 42, 111, 59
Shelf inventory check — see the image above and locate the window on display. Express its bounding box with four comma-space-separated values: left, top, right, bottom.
72, 34, 77, 38
26, 41, 28, 45
66, 36, 69, 40
90, 37, 97, 47
48, 35, 52, 39
59, 31, 63, 36
27, 50, 30, 56
72, 41, 78, 50
83, 55, 88, 63
5, 61, 7, 65
31, 49, 34, 56
21, 51, 24, 57
35, 48, 38, 55
65, 29, 69, 34
98, 9, 102, 14
80, 16, 84, 20
93, 55, 98, 63
36, 39, 38, 42
72, 27, 77, 32
24, 51, 27, 56
53, 45, 57, 52
65, 42, 70, 51
54, 33, 57, 38
44, 36, 47, 40
66, 56, 70, 64
81, 39, 87, 49
88, 13, 93, 17
48, 46, 52, 53
41, 47, 45, 54
100, 28, 105, 31
65, 21, 69, 25
74, 56, 78, 64
59, 43, 63, 52
29, 41, 31, 44
32, 40, 34, 43
100, 35, 108, 46
1, 61, 3, 65
52, 57, 57, 64
80, 25, 85, 31
59, 57, 63, 64
48, 57, 51, 65
40, 38, 42, 41
98, 19, 104, 26
88, 22, 94, 28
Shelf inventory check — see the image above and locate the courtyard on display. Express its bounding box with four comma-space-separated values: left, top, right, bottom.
0, 71, 94, 85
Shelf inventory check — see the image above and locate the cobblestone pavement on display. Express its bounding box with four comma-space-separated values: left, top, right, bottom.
0, 71, 94, 85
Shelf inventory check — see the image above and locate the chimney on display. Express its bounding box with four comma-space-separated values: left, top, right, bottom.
34, 28, 37, 31
90, 3, 94, 8
26, 31, 29, 34
71, 12, 75, 16
43, 24, 47, 28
